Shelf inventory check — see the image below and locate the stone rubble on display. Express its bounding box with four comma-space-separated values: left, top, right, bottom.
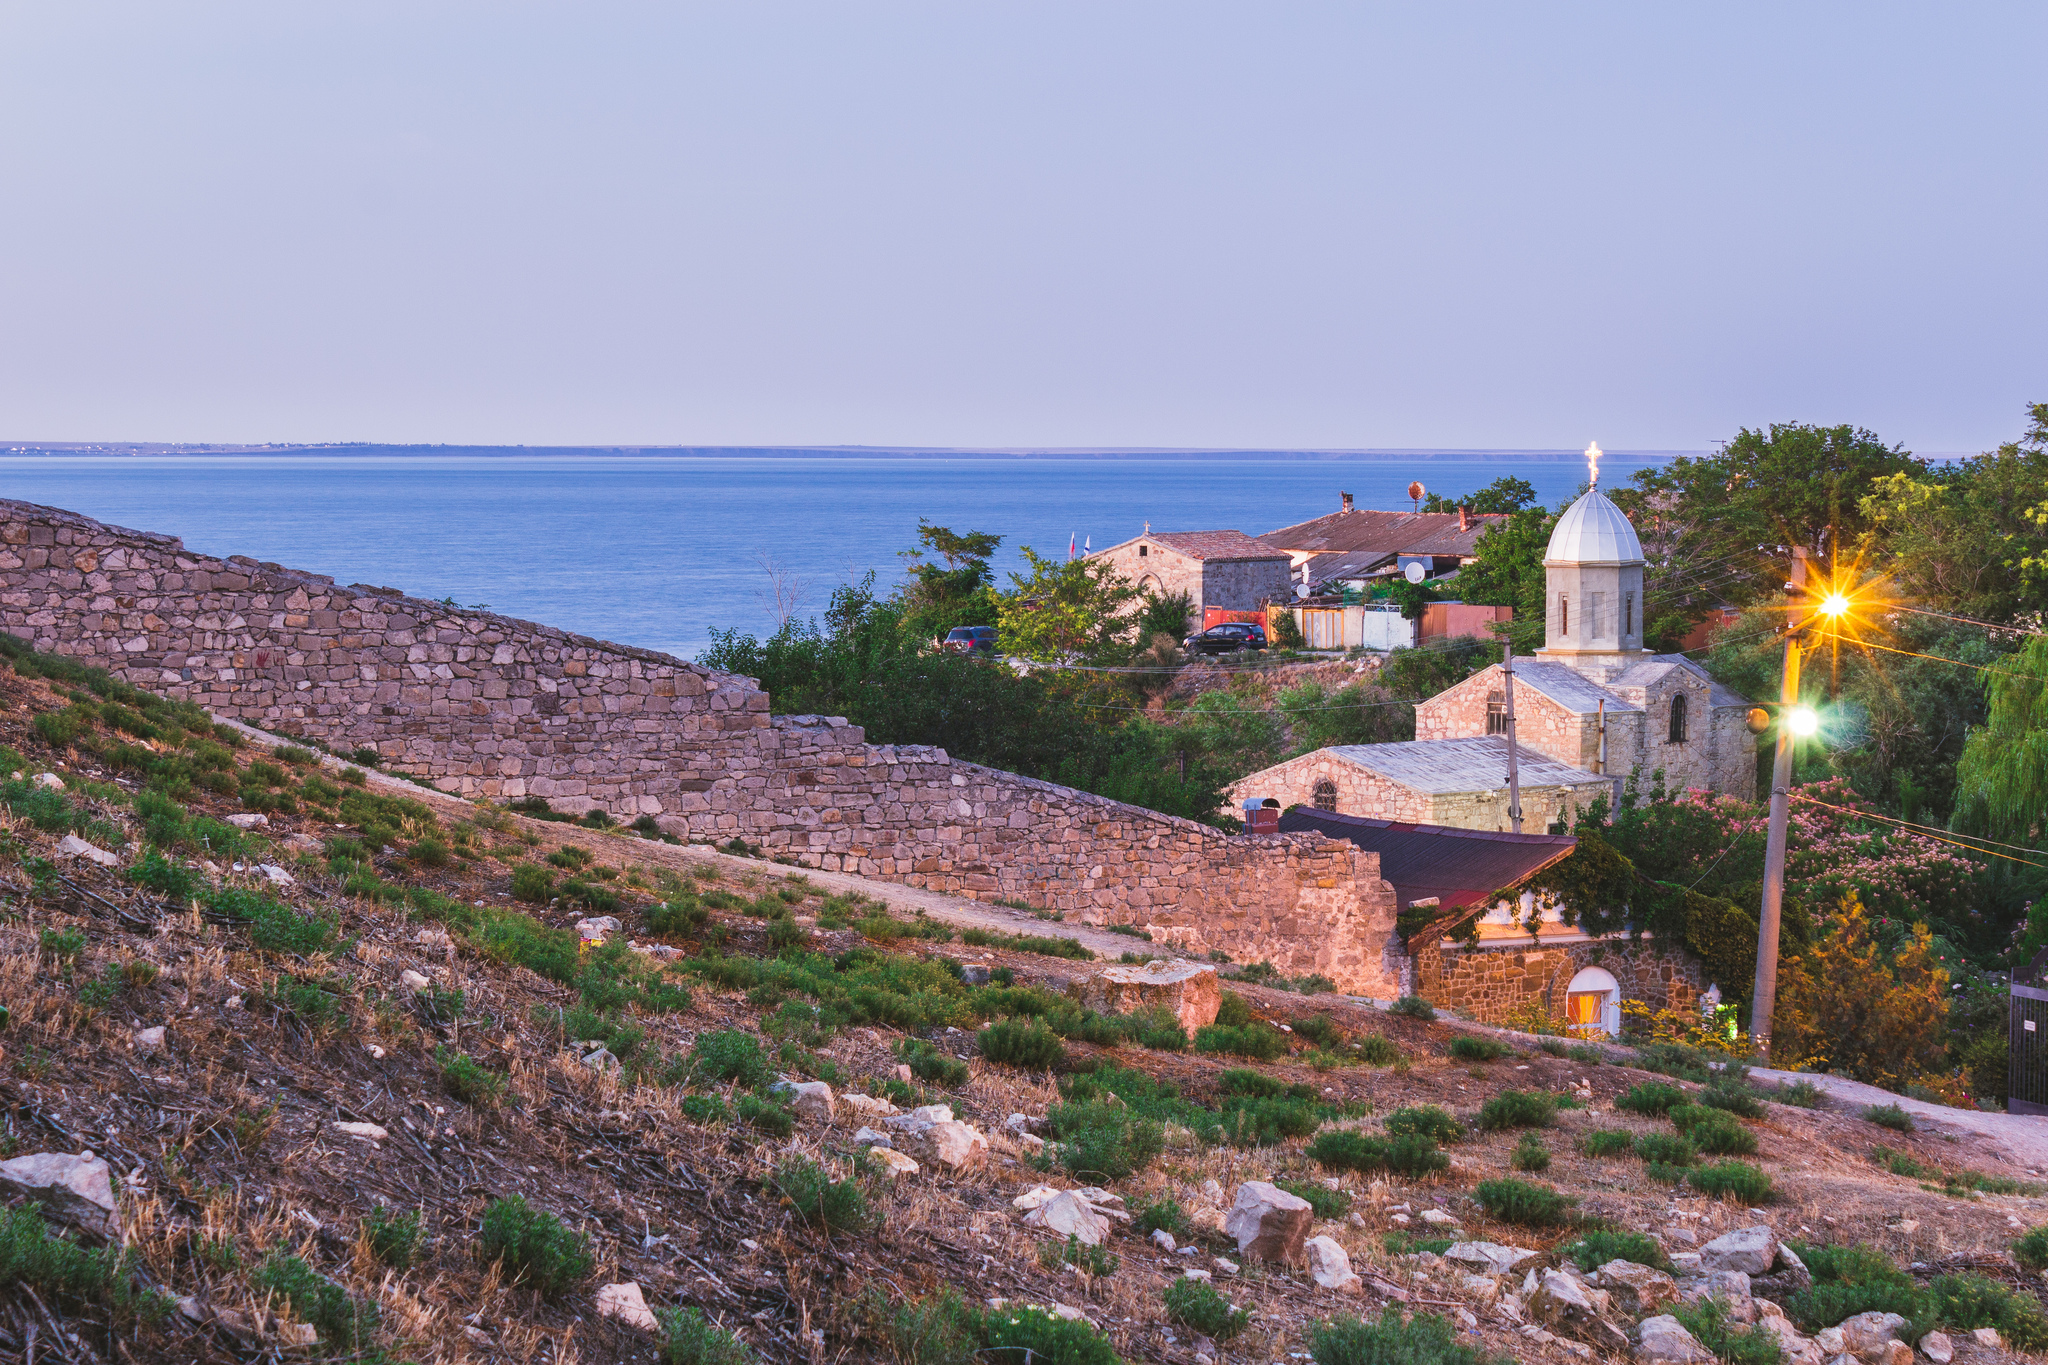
0, 1150, 118, 1238
1223, 1181, 1313, 1264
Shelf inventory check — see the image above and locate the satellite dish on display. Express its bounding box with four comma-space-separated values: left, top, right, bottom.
1404, 562, 1426, 584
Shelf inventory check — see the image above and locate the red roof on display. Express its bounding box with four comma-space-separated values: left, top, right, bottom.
1278, 807, 1577, 909
1127, 530, 1290, 562
1260, 508, 1508, 557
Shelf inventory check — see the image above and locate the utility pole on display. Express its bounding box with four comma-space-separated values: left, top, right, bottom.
1503, 641, 1523, 834
1750, 548, 1809, 1054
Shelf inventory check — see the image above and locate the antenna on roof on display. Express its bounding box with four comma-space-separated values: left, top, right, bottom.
1585, 442, 1603, 488
1407, 481, 1424, 513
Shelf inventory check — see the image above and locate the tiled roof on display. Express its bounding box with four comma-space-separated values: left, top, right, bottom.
1278, 807, 1579, 910
1319, 737, 1607, 794
1116, 530, 1289, 562
1260, 508, 1509, 556
1608, 655, 1749, 710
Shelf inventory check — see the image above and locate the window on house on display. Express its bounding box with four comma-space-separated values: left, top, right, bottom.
1668, 693, 1689, 743
1623, 591, 1634, 639
1559, 594, 1569, 636
1138, 544, 1148, 556
1312, 779, 1338, 812
1485, 691, 1509, 735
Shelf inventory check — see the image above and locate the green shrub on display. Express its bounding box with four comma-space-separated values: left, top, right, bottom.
510, 863, 554, 903
1475, 1090, 1556, 1131
1276, 1178, 1353, 1220
1688, 1160, 1774, 1203
977, 1018, 1064, 1069
1615, 1082, 1688, 1116
1038, 1234, 1117, 1277
1294, 1014, 1344, 1048
1447, 1036, 1511, 1062
1385, 1134, 1451, 1177
680, 1094, 729, 1125
1774, 1079, 1823, 1107
2014, 1225, 2048, 1273
1672, 1296, 1787, 1365
1580, 1129, 1634, 1158
1217, 1068, 1300, 1099
0, 1203, 163, 1323
979, 1304, 1122, 1365
1567, 1044, 1606, 1064
1389, 995, 1437, 1021
411, 838, 451, 868
1633, 1041, 1714, 1082
691, 1029, 768, 1086
648, 896, 710, 936
772, 1156, 877, 1235
1215, 991, 1255, 1027
1509, 1134, 1551, 1172
1164, 1278, 1249, 1341
1633, 1133, 1698, 1166
1698, 1082, 1766, 1120
1193, 1023, 1288, 1060
1307, 1129, 1389, 1174
1309, 1307, 1500, 1365
254, 1251, 378, 1348
1135, 1199, 1190, 1241
1354, 1034, 1402, 1066
1687, 1114, 1759, 1157
1045, 1098, 1165, 1182
1930, 1272, 2048, 1351
1473, 1178, 1575, 1227
659, 1305, 758, 1363
737, 1093, 795, 1137
435, 1046, 505, 1106
38, 926, 86, 963
1384, 1105, 1464, 1143
1219, 1095, 1323, 1147
872, 1288, 975, 1365
127, 849, 199, 901
478, 1196, 592, 1297
1864, 1103, 1915, 1132
1560, 1229, 1668, 1272
364, 1205, 423, 1270
895, 1037, 971, 1087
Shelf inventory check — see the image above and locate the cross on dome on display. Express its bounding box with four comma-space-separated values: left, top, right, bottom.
1586, 441, 1602, 487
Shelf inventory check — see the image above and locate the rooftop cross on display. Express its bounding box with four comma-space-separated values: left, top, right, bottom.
1585, 441, 1603, 487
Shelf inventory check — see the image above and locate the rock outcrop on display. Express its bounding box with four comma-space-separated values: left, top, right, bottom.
1223, 1182, 1313, 1264
1069, 960, 1222, 1032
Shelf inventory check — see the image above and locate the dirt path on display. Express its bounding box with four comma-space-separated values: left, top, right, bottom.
1741, 1065, 2048, 1171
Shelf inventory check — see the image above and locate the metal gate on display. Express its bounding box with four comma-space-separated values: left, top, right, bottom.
2013, 981, 2048, 1116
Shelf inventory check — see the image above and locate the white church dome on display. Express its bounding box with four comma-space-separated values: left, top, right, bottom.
1545, 486, 1643, 565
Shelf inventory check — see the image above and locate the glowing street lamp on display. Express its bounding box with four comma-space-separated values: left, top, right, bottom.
1784, 705, 1820, 737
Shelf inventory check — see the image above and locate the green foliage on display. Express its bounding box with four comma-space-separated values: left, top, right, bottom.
127, 849, 199, 901
958, 926, 1090, 958
364, 1205, 423, 1270
38, 926, 85, 963
1560, 1229, 1669, 1272
1509, 1134, 1551, 1172
1473, 1178, 1575, 1227
1135, 1198, 1190, 1241
1616, 1082, 1688, 1116
1046, 1102, 1165, 1181
1930, 1272, 2048, 1351
680, 1094, 729, 1125
1447, 1036, 1512, 1062
1039, 1233, 1118, 1276
255, 1252, 379, 1347
1864, 1103, 1915, 1132
691, 1029, 768, 1086
895, 1037, 971, 1087
0, 1204, 164, 1322
978, 1303, 1124, 1365
976, 1017, 1064, 1069
1685, 1113, 1759, 1157
1194, 1023, 1288, 1060
1688, 1161, 1774, 1203
772, 1156, 877, 1235
478, 1196, 592, 1297
1633, 1133, 1699, 1166
1309, 1306, 1507, 1365
648, 895, 711, 936
659, 1305, 759, 1364
1580, 1128, 1634, 1158
1164, 1278, 1249, 1341
1671, 1296, 1788, 1365
1354, 1033, 1402, 1065
510, 863, 554, 903
434, 1046, 505, 1106
1698, 1082, 1767, 1120
1384, 1105, 1464, 1143
1475, 1089, 1555, 1130
1389, 994, 1437, 1020
1385, 1134, 1451, 1176
1307, 1129, 1389, 1174
737, 1092, 796, 1137
2013, 1224, 2048, 1273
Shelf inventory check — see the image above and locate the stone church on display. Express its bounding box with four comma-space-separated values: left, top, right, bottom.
1229, 471, 1755, 833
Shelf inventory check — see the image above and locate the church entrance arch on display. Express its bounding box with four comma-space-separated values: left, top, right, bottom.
1566, 966, 1621, 1036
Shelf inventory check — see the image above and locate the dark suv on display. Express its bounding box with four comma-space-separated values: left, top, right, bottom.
940, 625, 998, 655
1187, 622, 1267, 654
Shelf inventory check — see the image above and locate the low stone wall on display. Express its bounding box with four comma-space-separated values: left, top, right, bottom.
1410, 933, 1702, 1027
0, 499, 1403, 992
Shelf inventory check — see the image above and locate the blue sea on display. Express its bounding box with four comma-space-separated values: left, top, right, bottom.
0, 450, 1675, 659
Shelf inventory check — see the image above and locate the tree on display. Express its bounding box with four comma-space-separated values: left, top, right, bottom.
1452, 509, 1552, 652
996, 547, 1143, 664
1422, 475, 1538, 515
899, 521, 1002, 644
1770, 894, 1950, 1089
1952, 632, 2048, 847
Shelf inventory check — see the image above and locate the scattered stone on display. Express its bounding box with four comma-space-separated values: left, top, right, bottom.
1181, 1267, 1212, 1282
284, 833, 322, 853
1017, 1132, 1045, 1154
1700, 1225, 1779, 1276
841, 1093, 898, 1117
366, 1043, 386, 1059
1837, 1311, 1907, 1360
1003, 1112, 1042, 1134
959, 963, 993, 986
415, 928, 453, 950
1013, 1186, 1063, 1211
575, 916, 622, 935
907, 1119, 988, 1172
224, 813, 269, 829
1814, 1326, 1845, 1355
1200, 1178, 1225, 1203
256, 864, 295, 886
1678, 1270, 1756, 1323
1188, 1204, 1229, 1235
399, 969, 432, 992
1224, 1181, 1313, 1264
1593, 1260, 1679, 1317
134, 1026, 167, 1053
1969, 1328, 2001, 1349
55, 834, 119, 866
31, 772, 63, 789
1420, 1208, 1461, 1226
867, 1147, 920, 1177
1888, 1220, 1919, 1235
788, 1081, 835, 1121
1636, 1314, 1717, 1364
1666, 1227, 1699, 1245
579, 1047, 619, 1072
0, 1151, 117, 1238
1445, 1242, 1544, 1277
895, 1063, 914, 1083
1756, 1242, 1813, 1297
1069, 959, 1221, 1032
1025, 1190, 1111, 1246
333, 1122, 389, 1142
854, 1126, 890, 1146
595, 1281, 659, 1332
1529, 1266, 1628, 1351
1305, 1235, 1363, 1292
1151, 1228, 1176, 1251
1213, 1257, 1238, 1275
1459, 1273, 1502, 1304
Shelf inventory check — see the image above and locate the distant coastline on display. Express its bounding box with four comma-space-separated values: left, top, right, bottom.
2, 442, 1711, 461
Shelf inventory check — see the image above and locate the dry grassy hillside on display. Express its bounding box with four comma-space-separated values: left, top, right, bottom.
0, 639, 2041, 1365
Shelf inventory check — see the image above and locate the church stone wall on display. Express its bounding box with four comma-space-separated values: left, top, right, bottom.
1411, 934, 1703, 1027
1226, 748, 1610, 837
0, 499, 1404, 993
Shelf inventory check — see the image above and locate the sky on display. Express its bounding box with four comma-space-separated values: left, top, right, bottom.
2, 3, 2043, 454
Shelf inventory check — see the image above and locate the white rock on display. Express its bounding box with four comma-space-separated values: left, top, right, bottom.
868, 1146, 920, 1177
0, 1151, 117, 1238
1224, 1181, 1314, 1264
256, 864, 295, 886
224, 813, 269, 829
788, 1081, 835, 1121
1004, 1112, 1041, 1134
1700, 1225, 1779, 1276
334, 1122, 389, 1142
1838, 1311, 1907, 1359
1636, 1314, 1717, 1364
1814, 1327, 1845, 1354
909, 1103, 954, 1124
1151, 1228, 1177, 1251
415, 928, 453, 950
55, 834, 119, 866
1200, 1178, 1225, 1203
1529, 1266, 1629, 1351
909, 1119, 988, 1172
1069, 959, 1222, 1031
366, 1044, 387, 1059
1213, 1257, 1238, 1274
134, 1026, 167, 1053
1420, 1208, 1461, 1226
32, 772, 63, 789
841, 1093, 898, 1117
1305, 1235, 1363, 1292
853, 1126, 890, 1146
1969, 1327, 2002, 1349
399, 969, 432, 992
575, 916, 622, 935
1445, 1241, 1544, 1277
1024, 1190, 1111, 1246
595, 1281, 659, 1332
1593, 1260, 1678, 1317
1012, 1186, 1064, 1212
1018, 1132, 1045, 1154
1181, 1267, 1212, 1282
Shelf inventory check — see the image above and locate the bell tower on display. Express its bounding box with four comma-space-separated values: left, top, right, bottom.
1535, 443, 1648, 681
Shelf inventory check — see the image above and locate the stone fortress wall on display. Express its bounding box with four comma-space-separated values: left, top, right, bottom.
0, 500, 1403, 994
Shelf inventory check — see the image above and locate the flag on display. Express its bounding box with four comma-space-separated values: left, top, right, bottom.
1084, 535, 1092, 553
1069, 532, 1076, 558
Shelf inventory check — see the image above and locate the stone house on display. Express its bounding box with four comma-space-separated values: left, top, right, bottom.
1261, 492, 1510, 594
1086, 530, 1292, 628
1240, 737, 1617, 834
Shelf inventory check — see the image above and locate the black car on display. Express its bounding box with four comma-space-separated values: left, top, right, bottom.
1187, 622, 1267, 654
940, 625, 998, 655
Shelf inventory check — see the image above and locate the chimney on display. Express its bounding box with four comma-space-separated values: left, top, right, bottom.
1340, 492, 1354, 512
1458, 506, 1469, 532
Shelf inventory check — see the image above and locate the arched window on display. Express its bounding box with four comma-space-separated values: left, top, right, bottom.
1312, 779, 1338, 812
1558, 594, 1569, 637
1566, 966, 1621, 1037
1668, 693, 1689, 743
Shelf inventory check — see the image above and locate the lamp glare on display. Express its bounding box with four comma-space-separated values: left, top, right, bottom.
1787, 706, 1820, 737
1819, 593, 1851, 618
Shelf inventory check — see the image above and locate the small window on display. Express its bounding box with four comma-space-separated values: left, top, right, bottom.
1138, 543, 1148, 557
1668, 693, 1689, 743
1485, 691, 1509, 735
1623, 591, 1634, 639
1312, 779, 1338, 812
1559, 594, 1569, 637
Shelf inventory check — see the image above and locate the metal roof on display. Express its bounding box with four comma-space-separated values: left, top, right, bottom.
1320, 737, 1606, 793
1544, 487, 1643, 565
1090, 530, 1290, 562
1498, 661, 1643, 715
1279, 807, 1579, 909
1261, 507, 1508, 557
